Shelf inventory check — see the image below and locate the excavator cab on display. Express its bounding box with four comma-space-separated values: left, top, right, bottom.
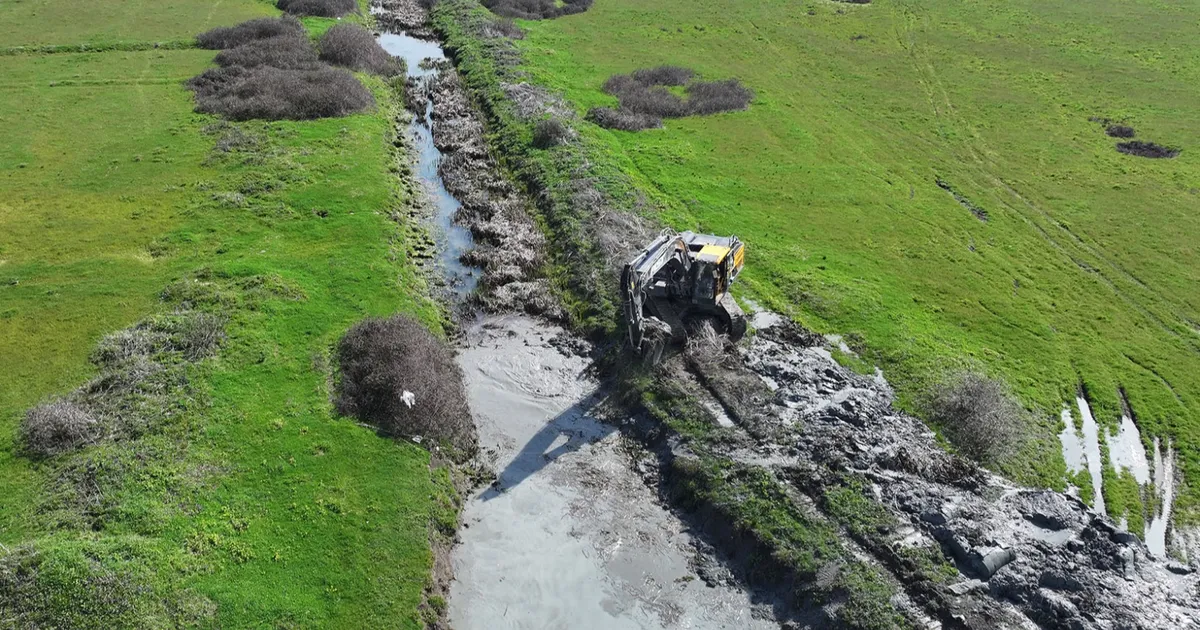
621, 230, 747, 361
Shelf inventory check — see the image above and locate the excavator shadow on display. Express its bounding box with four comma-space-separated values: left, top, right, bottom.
480, 395, 616, 501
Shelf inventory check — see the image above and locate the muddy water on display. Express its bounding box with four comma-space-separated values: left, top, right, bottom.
1105, 414, 1151, 485
452, 316, 775, 630
1073, 396, 1107, 515
379, 32, 479, 296
1146, 438, 1177, 557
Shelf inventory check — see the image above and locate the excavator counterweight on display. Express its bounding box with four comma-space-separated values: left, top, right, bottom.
621, 229, 746, 361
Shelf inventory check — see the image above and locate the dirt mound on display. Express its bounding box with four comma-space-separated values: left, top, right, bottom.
1116, 141, 1180, 159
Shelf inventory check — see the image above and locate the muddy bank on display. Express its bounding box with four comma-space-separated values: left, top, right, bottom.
693, 313, 1200, 629
406, 58, 558, 316
452, 316, 777, 629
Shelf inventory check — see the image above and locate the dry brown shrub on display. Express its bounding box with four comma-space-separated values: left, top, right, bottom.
585, 107, 662, 131
336, 315, 476, 455
196, 16, 304, 49
923, 370, 1026, 465
277, 0, 356, 17
189, 65, 374, 121
319, 24, 403, 76
213, 35, 319, 69
20, 400, 98, 458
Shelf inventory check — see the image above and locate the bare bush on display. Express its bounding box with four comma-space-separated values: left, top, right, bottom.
277, 0, 357, 18
620, 85, 691, 118
189, 65, 374, 121
597, 69, 752, 130
20, 400, 98, 458
586, 107, 662, 131
531, 117, 571, 149
336, 315, 476, 454
483, 0, 593, 19
213, 35, 319, 69
196, 16, 304, 49
1105, 124, 1135, 138
483, 18, 525, 39
686, 79, 754, 115
1116, 141, 1179, 159
632, 65, 694, 87
319, 24, 402, 76
923, 370, 1025, 465
684, 319, 735, 372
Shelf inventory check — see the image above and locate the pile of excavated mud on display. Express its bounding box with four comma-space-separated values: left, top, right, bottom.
693, 316, 1200, 629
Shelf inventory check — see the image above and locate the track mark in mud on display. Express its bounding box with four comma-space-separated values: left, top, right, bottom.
935, 177, 988, 221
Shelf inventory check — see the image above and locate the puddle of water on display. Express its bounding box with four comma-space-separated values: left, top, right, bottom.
378, 32, 446, 79
825, 333, 854, 355
1058, 405, 1086, 475
1146, 438, 1176, 557
380, 31, 479, 297
1105, 414, 1151, 485
750, 310, 781, 330
1068, 397, 1106, 515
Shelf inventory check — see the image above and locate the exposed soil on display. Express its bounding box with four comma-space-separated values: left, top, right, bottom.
936, 178, 989, 221
1116, 141, 1180, 159
690, 313, 1200, 629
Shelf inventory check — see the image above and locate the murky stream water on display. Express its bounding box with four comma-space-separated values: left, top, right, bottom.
378, 33, 478, 297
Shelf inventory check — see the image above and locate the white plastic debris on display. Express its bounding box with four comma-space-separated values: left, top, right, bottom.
402, 390, 416, 408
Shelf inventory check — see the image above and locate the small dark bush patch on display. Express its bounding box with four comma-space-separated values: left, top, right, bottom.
631, 65, 694, 87
532, 117, 571, 148
685, 79, 754, 115
592, 67, 753, 131
196, 16, 304, 49
277, 0, 356, 18
483, 0, 593, 20
190, 18, 374, 121
483, 18, 525, 39
20, 400, 98, 458
923, 370, 1026, 466
213, 35, 319, 69
336, 315, 476, 455
1105, 124, 1135, 138
585, 107, 662, 131
189, 65, 374, 121
1116, 141, 1179, 159
319, 24, 403, 76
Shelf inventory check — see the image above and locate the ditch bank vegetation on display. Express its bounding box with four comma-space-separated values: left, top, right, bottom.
426, 0, 1200, 627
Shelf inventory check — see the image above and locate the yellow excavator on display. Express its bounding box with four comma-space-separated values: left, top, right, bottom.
621, 230, 747, 362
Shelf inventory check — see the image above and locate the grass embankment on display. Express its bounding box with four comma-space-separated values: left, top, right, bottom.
500, 0, 1200, 522
0, 1, 451, 627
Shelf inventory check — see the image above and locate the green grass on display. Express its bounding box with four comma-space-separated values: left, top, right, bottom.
508, 0, 1200, 518
0, 0, 276, 47
0, 1, 448, 626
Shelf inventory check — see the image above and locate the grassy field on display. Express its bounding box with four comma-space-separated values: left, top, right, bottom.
0, 1, 449, 627
511, 0, 1200, 521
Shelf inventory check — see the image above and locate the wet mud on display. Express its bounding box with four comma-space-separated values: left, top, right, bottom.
692, 310, 1200, 629
452, 316, 776, 629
